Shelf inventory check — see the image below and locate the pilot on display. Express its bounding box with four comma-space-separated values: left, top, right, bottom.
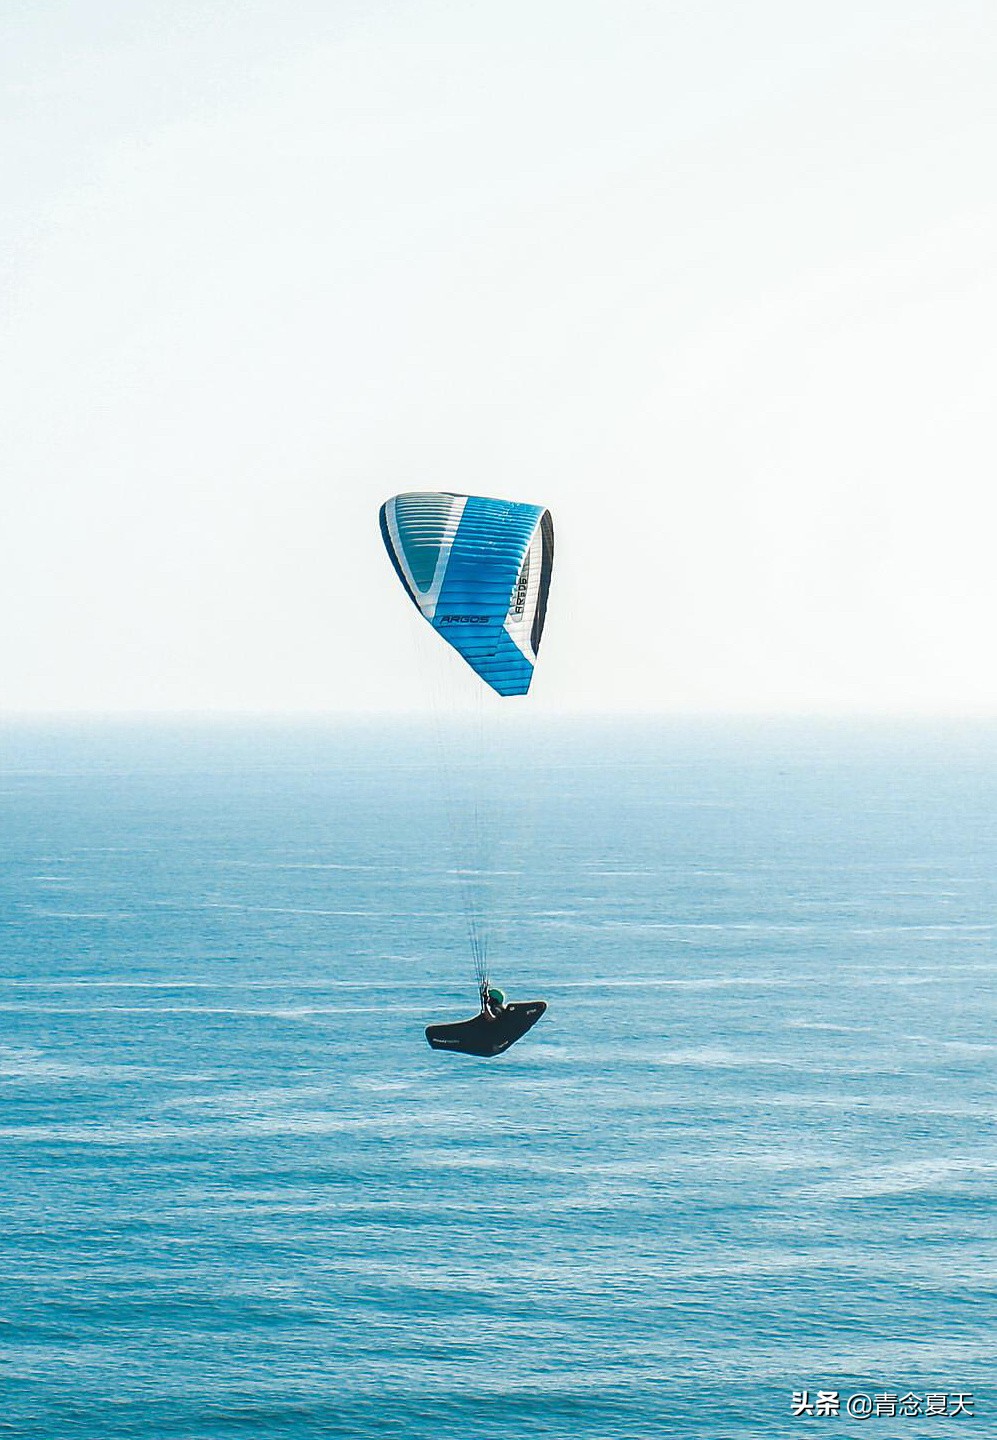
482, 986, 506, 1019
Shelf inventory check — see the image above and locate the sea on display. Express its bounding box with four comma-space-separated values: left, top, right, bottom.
1, 717, 994, 1440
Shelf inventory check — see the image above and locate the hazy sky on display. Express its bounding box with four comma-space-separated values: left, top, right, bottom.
3, 0, 995, 713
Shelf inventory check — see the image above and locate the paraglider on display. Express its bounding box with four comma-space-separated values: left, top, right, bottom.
379, 492, 553, 1055
425, 993, 547, 1058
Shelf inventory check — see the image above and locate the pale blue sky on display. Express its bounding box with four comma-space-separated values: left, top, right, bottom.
3, 1, 995, 712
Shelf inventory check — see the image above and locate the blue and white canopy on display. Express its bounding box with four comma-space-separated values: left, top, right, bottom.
379, 492, 554, 697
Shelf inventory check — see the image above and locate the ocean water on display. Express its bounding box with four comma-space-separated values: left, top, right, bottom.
1, 718, 994, 1440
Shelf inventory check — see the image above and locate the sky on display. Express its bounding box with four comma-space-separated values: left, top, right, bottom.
2, 0, 996, 714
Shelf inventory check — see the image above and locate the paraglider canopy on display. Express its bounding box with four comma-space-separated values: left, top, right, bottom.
379, 492, 554, 697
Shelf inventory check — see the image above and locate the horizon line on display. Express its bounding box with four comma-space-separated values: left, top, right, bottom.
4, 708, 997, 724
